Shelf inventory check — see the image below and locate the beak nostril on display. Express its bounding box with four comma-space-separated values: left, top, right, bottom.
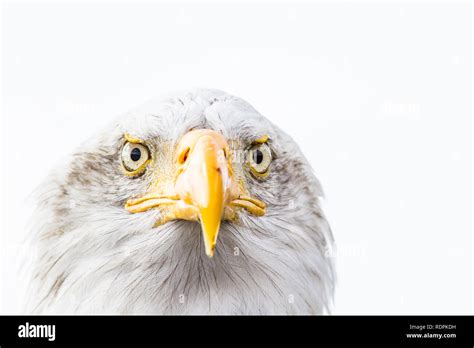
179, 147, 190, 165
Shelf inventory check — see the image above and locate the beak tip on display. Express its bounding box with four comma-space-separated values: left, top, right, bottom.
200, 214, 221, 259
204, 241, 216, 258
203, 233, 217, 257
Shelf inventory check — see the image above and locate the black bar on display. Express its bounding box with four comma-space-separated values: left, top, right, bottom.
0, 316, 472, 346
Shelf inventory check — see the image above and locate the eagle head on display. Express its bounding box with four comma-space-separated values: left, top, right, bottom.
26, 89, 335, 314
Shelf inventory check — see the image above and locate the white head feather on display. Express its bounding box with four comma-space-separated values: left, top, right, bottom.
25, 89, 335, 314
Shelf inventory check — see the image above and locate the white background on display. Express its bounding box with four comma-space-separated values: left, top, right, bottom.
1, 1, 472, 314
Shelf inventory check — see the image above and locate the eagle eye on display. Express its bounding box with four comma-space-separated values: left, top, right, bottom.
121, 141, 150, 175
247, 143, 272, 177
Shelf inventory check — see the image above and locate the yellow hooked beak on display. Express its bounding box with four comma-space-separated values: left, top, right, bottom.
125, 129, 266, 257
174, 129, 233, 257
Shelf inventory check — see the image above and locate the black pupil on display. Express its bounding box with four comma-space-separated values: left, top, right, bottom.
253, 149, 264, 165
130, 148, 141, 161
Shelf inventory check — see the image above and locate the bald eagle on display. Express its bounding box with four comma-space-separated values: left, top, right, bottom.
26, 89, 335, 314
